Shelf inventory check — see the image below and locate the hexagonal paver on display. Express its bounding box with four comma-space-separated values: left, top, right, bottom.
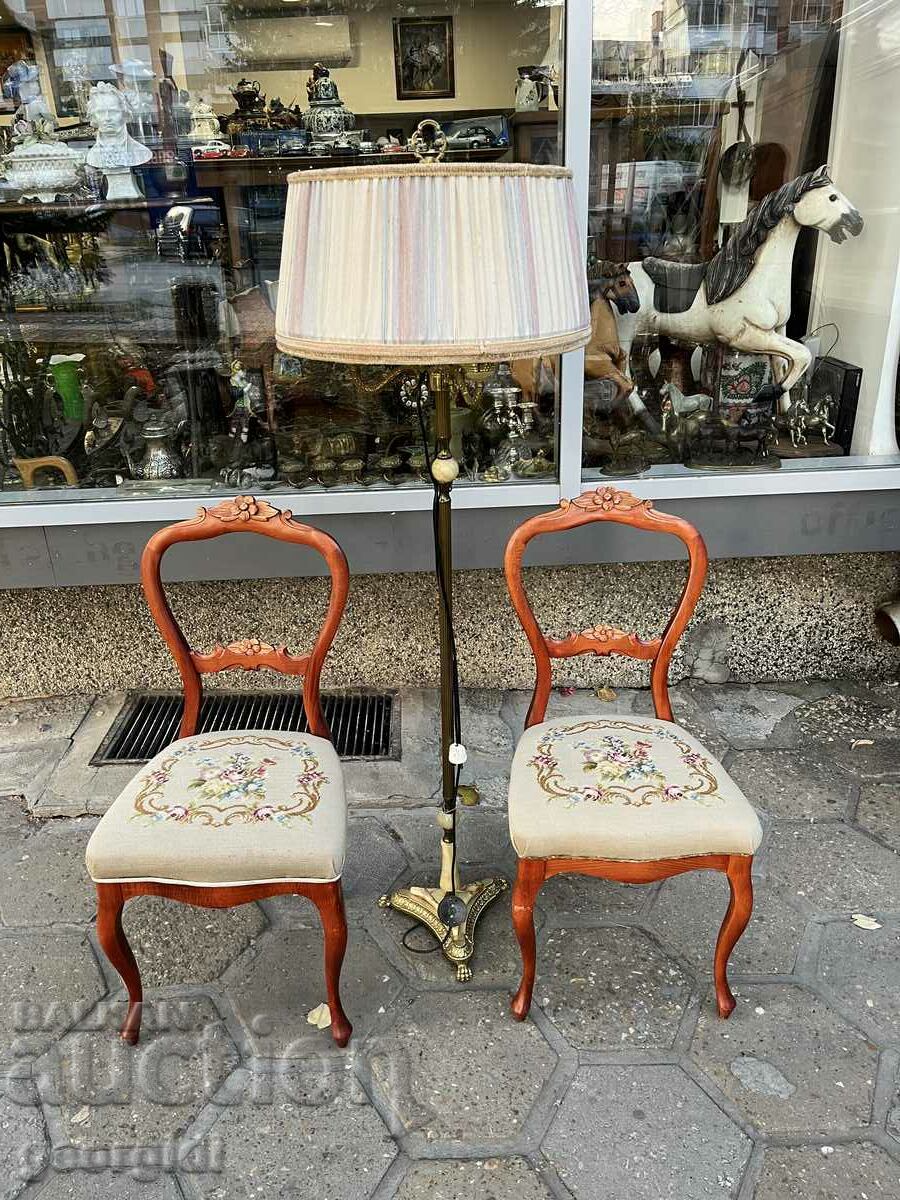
841, 743, 900, 782
537, 927, 690, 1051
121, 897, 266, 987
646, 871, 805, 976
681, 683, 809, 750
0, 819, 96, 927
368, 991, 555, 1145
225, 926, 400, 1056
727, 749, 854, 819
537, 872, 648, 918
38, 996, 239, 1150
35, 1171, 183, 1199
690, 984, 877, 1135
0, 1090, 48, 1198
264, 818, 409, 927
543, 1065, 751, 1199
792, 686, 900, 742
764, 824, 900, 914
754, 1142, 900, 1199
386, 809, 514, 869
372, 876, 523, 987
818, 919, 900, 1044
395, 1158, 554, 1200
857, 783, 900, 851
0, 931, 105, 1062
188, 1064, 395, 1199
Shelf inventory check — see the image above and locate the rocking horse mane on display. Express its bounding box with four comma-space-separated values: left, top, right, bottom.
704, 165, 831, 305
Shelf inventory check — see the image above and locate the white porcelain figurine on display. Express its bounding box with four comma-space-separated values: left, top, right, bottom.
86, 82, 152, 201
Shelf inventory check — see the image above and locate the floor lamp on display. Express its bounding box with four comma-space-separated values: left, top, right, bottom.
276, 123, 590, 979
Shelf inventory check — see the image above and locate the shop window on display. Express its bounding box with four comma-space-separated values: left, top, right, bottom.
0, 1, 564, 502
582, 0, 896, 480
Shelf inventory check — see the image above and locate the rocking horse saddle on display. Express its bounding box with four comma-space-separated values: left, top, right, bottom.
643, 257, 709, 314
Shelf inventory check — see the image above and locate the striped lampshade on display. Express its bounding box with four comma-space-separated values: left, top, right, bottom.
275, 162, 590, 365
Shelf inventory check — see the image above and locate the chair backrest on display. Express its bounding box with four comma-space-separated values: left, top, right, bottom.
503, 485, 708, 728
141, 495, 349, 741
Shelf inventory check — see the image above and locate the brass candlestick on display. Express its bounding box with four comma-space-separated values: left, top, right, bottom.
379, 367, 508, 980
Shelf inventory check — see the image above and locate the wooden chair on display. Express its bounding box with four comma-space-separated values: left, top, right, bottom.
85, 495, 353, 1047
503, 485, 761, 1022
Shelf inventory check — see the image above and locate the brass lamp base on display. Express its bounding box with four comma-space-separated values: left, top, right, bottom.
379, 877, 509, 981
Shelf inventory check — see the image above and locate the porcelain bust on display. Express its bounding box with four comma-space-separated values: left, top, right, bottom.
86, 82, 152, 200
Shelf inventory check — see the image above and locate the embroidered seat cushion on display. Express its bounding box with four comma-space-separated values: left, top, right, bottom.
509, 715, 762, 861
86, 730, 345, 886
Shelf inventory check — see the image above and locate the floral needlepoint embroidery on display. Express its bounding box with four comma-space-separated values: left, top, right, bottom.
528, 719, 723, 810
131, 734, 329, 826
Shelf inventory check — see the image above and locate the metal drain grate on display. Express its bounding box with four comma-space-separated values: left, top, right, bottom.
91, 690, 399, 765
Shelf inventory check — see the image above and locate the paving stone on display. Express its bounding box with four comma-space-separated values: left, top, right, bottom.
34, 1170, 183, 1198
34, 699, 135, 818
856, 783, 900, 850
0, 818, 96, 927
817, 918, 900, 1044
537, 872, 649, 919
0, 1089, 48, 1198
792, 685, 900, 743
839, 743, 900, 781
727, 748, 855, 819
536, 926, 690, 1052
764, 824, 900, 914
646, 871, 805, 976
394, 1158, 553, 1200
188, 1064, 395, 1199
680, 683, 809, 750
224, 926, 400, 1056
754, 1142, 900, 1200
385, 809, 514, 869
0, 795, 38, 852
367, 991, 555, 1145
404, 689, 515, 760
0, 741, 71, 808
38, 996, 239, 1151
121, 897, 267, 988
690, 984, 877, 1135
0, 697, 92, 747
372, 877, 523, 987
542, 1065, 751, 1200
344, 753, 437, 808
264, 818, 409, 927
0, 931, 105, 1063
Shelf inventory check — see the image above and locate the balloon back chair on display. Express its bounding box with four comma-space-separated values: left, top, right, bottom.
85, 496, 352, 1047
503, 486, 762, 1022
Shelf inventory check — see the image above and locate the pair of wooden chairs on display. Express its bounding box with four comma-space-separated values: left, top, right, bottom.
85, 487, 761, 1050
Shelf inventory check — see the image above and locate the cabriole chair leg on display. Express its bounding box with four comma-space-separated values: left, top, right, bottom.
510, 858, 544, 1022
714, 855, 754, 1018
95, 883, 143, 1045
309, 881, 353, 1047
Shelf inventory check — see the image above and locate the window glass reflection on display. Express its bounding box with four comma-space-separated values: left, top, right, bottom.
0, 0, 564, 501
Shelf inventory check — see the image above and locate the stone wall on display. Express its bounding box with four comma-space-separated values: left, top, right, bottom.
0, 551, 897, 698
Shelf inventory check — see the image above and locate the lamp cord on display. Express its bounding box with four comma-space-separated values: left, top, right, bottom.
415, 379, 463, 925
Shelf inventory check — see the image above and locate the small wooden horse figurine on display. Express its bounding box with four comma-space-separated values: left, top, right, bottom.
511, 262, 641, 409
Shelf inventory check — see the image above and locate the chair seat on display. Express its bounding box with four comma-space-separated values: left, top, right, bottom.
509, 714, 762, 862
86, 730, 345, 887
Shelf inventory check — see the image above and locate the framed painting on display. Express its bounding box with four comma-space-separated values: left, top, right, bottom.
392, 16, 454, 101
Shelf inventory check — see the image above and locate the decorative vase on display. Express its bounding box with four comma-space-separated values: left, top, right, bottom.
139, 415, 183, 479
48, 355, 87, 421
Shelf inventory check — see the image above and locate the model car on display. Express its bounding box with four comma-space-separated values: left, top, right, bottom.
191, 140, 231, 160
445, 124, 498, 150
